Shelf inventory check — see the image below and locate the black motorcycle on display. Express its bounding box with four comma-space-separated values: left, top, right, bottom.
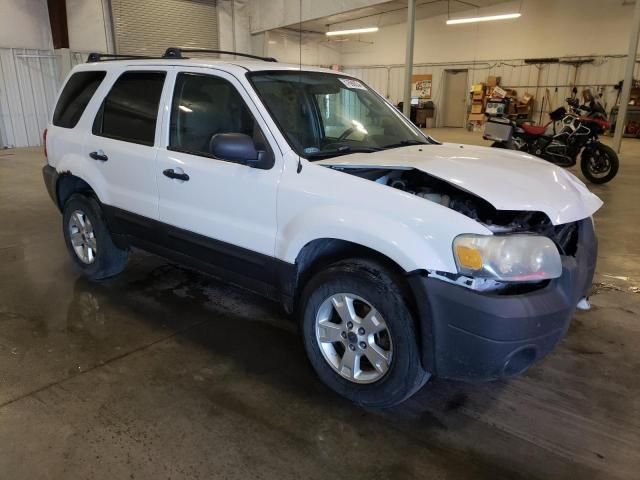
484, 98, 619, 184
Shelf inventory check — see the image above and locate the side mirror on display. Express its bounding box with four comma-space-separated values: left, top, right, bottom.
209, 133, 272, 169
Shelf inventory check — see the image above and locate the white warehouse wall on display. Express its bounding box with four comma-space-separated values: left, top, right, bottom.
331, 0, 640, 126
249, 0, 390, 33
339, 0, 640, 66
0, 0, 52, 49
0, 0, 55, 148
0, 48, 59, 148
344, 57, 640, 127
66, 0, 113, 54
264, 30, 341, 66
217, 0, 253, 54
1, 0, 254, 148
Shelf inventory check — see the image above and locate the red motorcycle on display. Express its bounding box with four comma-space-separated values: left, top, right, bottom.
485, 98, 619, 184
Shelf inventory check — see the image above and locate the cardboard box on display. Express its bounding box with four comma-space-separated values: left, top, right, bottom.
471, 83, 485, 93
491, 86, 507, 98
487, 76, 500, 87
471, 104, 484, 114
472, 91, 485, 100
520, 92, 534, 105
468, 113, 486, 122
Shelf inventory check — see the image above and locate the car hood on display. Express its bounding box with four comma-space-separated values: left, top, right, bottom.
316, 143, 603, 225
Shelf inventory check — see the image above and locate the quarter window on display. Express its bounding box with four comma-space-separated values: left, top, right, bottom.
169, 73, 267, 158
93, 71, 166, 146
53, 71, 106, 128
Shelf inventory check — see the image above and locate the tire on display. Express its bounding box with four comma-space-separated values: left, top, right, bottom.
491, 141, 507, 149
580, 143, 619, 184
62, 194, 128, 280
299, 258, 430, 408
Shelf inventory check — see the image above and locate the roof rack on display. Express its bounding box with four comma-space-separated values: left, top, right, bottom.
87, 52, 160, 62
86, 49, 279, 64
163, 47, 277, 62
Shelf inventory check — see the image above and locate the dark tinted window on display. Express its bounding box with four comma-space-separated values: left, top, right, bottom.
93, 71, 166, 146
53, 71, 106, 128
169, 73, 263, 156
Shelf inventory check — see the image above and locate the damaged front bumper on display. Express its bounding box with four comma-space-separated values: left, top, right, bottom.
408, 217, 597, 381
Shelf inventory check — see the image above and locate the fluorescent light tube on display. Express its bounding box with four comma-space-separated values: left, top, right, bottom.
446, 13, 521, 25
326, 27, 379, 36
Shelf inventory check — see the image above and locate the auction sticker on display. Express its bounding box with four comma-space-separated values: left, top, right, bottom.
339, 78, 367, 90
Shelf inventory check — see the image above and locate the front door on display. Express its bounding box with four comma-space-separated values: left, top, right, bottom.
155, 68, 282, 284
443, 70, 468, 128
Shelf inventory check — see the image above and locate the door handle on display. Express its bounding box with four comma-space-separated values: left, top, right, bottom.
89, 150, 108, 161
163, 168, 190, 181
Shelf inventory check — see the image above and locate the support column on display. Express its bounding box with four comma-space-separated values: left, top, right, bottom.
46, 0, 69, 49
613, 0, 640, 153
403, 0, 416, 118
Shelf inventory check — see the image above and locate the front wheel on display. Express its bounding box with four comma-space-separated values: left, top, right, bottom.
580, 143, 619, 184
300, 259, 430, 408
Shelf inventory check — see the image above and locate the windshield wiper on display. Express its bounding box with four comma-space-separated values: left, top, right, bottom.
306, 145, 381, 161
381, 139, 428, 150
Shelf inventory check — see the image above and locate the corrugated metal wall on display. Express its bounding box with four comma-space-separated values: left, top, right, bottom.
2, 48, 638, 147
0, 49, 129, 148
344, 55, 639, 127
0, 0, 223, 148
0, 48, 59, 148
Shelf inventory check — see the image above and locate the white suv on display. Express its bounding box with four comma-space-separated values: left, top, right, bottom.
43, 49, 602, 407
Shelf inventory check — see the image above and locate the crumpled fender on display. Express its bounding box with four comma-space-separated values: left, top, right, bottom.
275, 160, 491, 273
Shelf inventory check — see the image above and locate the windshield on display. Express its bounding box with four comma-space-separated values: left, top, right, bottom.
248, 71, 429, 160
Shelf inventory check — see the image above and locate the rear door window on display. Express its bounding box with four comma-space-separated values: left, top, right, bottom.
93, 71, 166, 146
53, 71, 106, 128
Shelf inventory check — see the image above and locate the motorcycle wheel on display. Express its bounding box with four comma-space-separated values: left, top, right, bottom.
580, 143, 619, 184
491, 141, 508, 149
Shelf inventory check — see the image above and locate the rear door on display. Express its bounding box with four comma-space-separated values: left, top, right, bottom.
48, 70, 108, 169
84, 67, 168, 220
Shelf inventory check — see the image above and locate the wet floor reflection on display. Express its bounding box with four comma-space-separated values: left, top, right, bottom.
1, 147, 639, 479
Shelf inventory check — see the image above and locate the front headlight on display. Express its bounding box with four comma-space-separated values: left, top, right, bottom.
453, 234, 562, 281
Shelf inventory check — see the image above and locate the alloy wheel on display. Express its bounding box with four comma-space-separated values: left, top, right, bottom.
315, 293, 393, 384
68, 209, 98, 264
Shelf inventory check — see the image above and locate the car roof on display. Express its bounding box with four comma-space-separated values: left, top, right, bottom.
78, 57, 343, 76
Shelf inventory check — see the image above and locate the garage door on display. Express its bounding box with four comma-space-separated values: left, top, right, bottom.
111, 0, 219, 56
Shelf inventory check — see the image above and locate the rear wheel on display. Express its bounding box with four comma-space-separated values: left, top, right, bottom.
62, 194, 128, 280
300, 259, 430, 407
580, 142, 619, 184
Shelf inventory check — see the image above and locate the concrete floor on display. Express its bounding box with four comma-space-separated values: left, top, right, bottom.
0, 129, 638, 479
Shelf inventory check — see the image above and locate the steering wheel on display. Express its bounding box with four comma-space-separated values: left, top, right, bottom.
336, 127, 356, 142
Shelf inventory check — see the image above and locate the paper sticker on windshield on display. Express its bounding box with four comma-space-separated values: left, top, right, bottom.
339, 78, 367, 90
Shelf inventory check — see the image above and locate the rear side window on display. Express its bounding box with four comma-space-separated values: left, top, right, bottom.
53, 71, 106, 128
93, 71, 166, 146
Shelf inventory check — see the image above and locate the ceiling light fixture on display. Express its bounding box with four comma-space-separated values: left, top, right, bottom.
446, 13, 521, 25
326, 27, 379, 36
